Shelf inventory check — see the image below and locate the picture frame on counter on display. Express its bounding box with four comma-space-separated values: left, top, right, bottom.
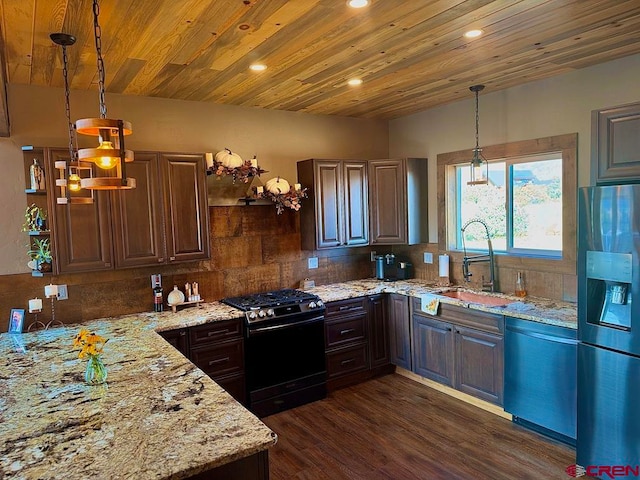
9, 309, 25, 334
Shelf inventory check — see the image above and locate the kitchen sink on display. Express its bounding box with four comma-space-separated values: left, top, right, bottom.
439, 290, 514, 307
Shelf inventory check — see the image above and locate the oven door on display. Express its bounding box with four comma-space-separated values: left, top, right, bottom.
245, 311, 326, 416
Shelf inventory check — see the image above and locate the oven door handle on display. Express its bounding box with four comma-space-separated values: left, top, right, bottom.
247, 315, 325, 336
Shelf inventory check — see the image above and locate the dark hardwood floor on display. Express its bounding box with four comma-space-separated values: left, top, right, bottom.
262, 374, 576, 480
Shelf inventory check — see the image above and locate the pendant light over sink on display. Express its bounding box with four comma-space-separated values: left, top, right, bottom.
468, 84, 489, 186
77, 0, 135, 191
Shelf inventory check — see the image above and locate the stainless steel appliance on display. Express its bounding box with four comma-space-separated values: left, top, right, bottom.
504, 316, 577, 446
578, 185, 640, 474
222, 288, 326, 417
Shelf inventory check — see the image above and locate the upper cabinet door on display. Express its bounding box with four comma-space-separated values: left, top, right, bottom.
160, 153, 210, 262
111, 152, 165, 268
343, 161, 369, 246
369, 159, 407, 244
314, 160, 344, 248
592, 102, 640, 185
48, 149, 114, 273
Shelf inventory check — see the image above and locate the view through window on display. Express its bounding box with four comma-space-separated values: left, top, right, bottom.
456, 156, 563, 256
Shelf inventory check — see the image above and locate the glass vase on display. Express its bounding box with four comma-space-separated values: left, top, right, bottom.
85, 354, 107, 385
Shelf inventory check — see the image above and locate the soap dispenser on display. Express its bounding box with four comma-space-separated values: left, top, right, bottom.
515, 271, 527, 297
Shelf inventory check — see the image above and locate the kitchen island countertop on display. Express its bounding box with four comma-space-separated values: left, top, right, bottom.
0, 308, 276, 480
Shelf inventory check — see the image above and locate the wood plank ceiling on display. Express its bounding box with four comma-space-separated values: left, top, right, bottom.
1, 0, 640, 119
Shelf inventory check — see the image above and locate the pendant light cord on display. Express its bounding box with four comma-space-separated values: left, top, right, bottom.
92, 0, 107, 119
61, 44, 77, 164
474, 88, 480, 151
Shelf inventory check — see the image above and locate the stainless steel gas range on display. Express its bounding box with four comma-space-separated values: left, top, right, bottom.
222, 288, 327, 417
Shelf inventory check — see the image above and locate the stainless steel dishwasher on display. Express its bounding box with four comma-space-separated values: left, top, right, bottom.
504, 316, 578, 446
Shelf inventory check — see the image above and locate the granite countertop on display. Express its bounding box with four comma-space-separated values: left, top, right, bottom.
0, 309, 276, 480
305, 278, 577, 329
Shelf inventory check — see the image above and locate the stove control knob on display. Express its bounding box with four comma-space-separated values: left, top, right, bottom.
248, 311, 257, 320
316, 300, 324, 308
267, 309, 275, 317
309, 301, 317, 309
258, 310, 266, 318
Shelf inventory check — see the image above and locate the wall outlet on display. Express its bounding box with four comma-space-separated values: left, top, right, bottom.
308, 257, 319, 269
370, 251, 377, 262
57, 284, 68, 300
423, 252, 433, 264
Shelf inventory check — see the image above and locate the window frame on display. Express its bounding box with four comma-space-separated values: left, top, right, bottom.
437, 133, 577, 276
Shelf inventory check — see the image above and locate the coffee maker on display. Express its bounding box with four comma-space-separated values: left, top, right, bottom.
375, 254, 397, 281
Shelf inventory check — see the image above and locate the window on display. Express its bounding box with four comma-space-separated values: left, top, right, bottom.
437, 134, 577, 276
455, 154, 563, 257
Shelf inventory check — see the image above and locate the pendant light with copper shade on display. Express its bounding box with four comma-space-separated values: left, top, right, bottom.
50, 32, 94, 205
77, 0, 135, 191
468, 84, 489, 186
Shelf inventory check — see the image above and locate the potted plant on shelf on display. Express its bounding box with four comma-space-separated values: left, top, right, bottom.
28, 237, 53, 272
22, 203, 47, 232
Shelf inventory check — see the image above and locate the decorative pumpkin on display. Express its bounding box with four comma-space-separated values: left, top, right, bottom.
265, 177, 291, 195
215, 148, 243, 168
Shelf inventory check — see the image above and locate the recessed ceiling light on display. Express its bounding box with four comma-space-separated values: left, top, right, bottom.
464, 29, 483, 39
249, 63, 267, 71
347, 0, 369, 8
347, 78, 363, 86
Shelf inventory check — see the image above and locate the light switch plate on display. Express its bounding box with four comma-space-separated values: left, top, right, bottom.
423, 252, 433, 264
308, 257, 319, 269
57, 284, 68, 300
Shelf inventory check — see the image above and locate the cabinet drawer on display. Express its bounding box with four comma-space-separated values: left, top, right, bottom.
190, 319, 243, 347
326, 314, 366, 348
327, 344, 368, 378
191, 338, 244, 378
326, 298, 366, 318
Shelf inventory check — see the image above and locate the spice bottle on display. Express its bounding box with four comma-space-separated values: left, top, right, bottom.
515, 271, 527, 297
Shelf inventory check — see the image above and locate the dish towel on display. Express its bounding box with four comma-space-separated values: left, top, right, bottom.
420, 294, 440, 315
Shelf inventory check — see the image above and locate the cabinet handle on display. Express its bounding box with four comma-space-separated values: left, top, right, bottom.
209, 357, 230, 366
169, 256, 176, 261
179, 331, 186, 336
340, 328, 355, 335
208, 329, 229, 336
158, 258, 164, 262
338, 306, 351, 311
341, 358, 356, 365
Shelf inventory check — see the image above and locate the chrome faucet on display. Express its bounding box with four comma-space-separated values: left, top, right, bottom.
461, 219, 496, 292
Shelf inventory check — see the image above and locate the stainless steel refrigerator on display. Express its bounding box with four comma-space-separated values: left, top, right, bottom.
578, 184, 640, 476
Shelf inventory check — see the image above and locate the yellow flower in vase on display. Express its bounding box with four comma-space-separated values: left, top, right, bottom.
73, 329, 109, 385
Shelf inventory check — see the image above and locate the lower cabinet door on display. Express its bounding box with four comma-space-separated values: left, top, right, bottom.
412, 314, 454, 386
454, 325, 503, 405
215, 373, 247, 405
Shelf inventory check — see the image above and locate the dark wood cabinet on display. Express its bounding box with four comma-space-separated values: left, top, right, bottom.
48, 148, 114, 273
325, 296, 392, 391
38, 148, 209, 273
112, 152, 165, 267
297, 159, 368, 250
368, 158, 428, 245
412, 313, 454, 386
189, 319, 246, 405
159, 328, 189, 356
592, 101, 640, 185
454, 325, 503, 405
387, 293, 412, 370
411, 298, 504, 405
367, 294, 389, 368
157, 319, 246, 405
161, 153, 210, 262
